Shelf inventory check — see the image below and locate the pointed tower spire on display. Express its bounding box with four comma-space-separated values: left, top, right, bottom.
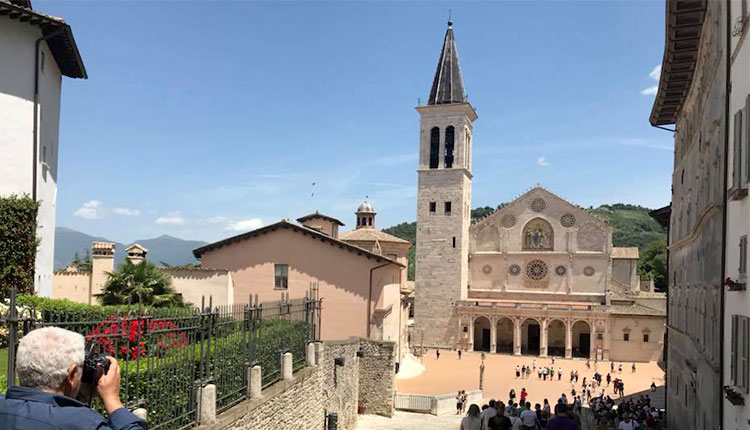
427, 20, 467, 105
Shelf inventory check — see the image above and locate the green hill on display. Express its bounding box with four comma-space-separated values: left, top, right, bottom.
383, 203, 667, 290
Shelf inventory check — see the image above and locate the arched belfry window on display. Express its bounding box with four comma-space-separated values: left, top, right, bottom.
444, 126, 455, 168
429, 127, 440, 169
522, 217, 554, 251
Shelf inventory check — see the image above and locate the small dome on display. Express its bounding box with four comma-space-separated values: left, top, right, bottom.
357, 200, 375, 213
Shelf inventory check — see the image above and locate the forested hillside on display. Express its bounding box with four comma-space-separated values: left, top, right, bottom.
383, 203, 667, 290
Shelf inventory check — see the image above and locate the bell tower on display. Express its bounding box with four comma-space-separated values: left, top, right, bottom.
413, 20, 477, 348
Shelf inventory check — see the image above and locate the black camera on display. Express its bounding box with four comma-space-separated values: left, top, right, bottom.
76, 344, 111, 405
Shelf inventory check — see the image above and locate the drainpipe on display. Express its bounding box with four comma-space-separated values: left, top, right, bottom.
720, 0, 731, 422
368, 262, 391, 338
32, 28, 64, 200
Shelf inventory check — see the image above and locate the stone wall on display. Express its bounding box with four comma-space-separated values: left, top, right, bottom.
358, 340, 395, 417
196, 338, 394, 430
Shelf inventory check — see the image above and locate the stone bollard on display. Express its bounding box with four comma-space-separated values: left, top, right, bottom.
306, 342, 317, 366
314, 342, 324, 365
132, 408, 147, 421
281, 352, 293, 380
198, 384, 217, 424
248, 365, 262, 399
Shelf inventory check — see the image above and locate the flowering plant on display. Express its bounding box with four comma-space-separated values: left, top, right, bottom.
85, 313, 188, 360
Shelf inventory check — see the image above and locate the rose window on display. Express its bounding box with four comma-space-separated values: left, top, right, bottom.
501, 214, 517, 229
530, 198, 546, 213
482, 265, 492, 274
583, 266, 595, 277
525, 260, 548, 280
560, 213, 576, 228
555, 265, 567, 276
508, 264, 521, 276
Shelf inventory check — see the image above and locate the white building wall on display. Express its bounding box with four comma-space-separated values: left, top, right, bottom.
0, 18, 63, 297
724, 0, 750, 427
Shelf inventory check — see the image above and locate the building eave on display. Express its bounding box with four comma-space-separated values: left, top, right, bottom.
193, 220, 404, 268
649, 0, 707, 126
0, 1, 87, 79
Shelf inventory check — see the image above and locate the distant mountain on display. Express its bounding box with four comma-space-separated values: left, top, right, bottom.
54, 227, 206, 270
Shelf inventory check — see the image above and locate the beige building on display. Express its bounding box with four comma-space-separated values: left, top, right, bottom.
52, 241, 234, 307
413, 22, 665, 362
194, 205, 412, 361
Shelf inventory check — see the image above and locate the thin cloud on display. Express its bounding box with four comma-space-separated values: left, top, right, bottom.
73, 201, 102, 219
112, 207, 140, 216
641, 64, 661, 96
156, 212, 186, 225
614, 138, 672, 151
537, 157, 549, 167
225, 218, 263, 232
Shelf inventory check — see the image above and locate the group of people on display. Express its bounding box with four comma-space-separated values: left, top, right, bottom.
459, 397, 582, 430
514, 361, 566, 382
589, 394, 663, 429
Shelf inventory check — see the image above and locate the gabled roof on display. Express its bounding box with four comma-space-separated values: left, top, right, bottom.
0, 0, 87, 78
193, 220, 404, 267
339, 228, 411, 245
296, 211, 344, 226
427, 21, 467, 105
471, 186, 609, 232
609, 303, 666, 317
649, 0, 707, 125
125, 243, 148, 253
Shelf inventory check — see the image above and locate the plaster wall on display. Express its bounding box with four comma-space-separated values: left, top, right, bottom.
51, 272, 90, 304
0, 19, 63, 297
724, 1, 750, 427
162, 268, 234, 308
198, 228, 403, 344
608, 316, 665, 362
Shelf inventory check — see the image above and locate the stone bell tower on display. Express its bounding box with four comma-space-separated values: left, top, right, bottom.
413, 20, 477, 349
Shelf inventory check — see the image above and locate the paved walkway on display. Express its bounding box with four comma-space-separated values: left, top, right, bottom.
396, 351, 664, 407
358, 411, 462, 430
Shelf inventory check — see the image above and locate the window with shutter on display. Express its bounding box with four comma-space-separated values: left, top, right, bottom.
746, 94, 750, 182
743, 316, 750, 392
734, 110, 744, 189
740, 236, 748, 278
732, 315, 738, 386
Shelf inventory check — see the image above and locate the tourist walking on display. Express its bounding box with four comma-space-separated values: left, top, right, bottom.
516, 365, 521, 378
617, 412, 639, 430
618, 363, 623, 373
461, 404, 482, 430
574, 370, 579, 382
543, 399, 551, 417
607, 373, 611, 387
436, 349, 440, 360
509, 389, 516, 404
458, 349, 463, 360
507, 408, 521, 430
461, 391, 468, 414
650, 382, 657, 392
631, 362, 636, 373
481, 399, 498, 430
558, 366, 562, 381
488, 402, 512, 430
537, 367, 542, 379
520, 388, 527, 404
533, 359, 537, 370
535, 403, 548, 429
457, 391, 463, 415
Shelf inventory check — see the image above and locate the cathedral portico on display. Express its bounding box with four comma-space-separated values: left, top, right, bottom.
457, 300, 610, 360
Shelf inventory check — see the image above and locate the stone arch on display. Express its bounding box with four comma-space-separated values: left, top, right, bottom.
522, 217, 554, 251
521, 317, 541, 355
495, 317, 514, 354
576, 223, 606, 252
547, 319, 567, 357
571, 320, 592, 358
473, 316, 491, 352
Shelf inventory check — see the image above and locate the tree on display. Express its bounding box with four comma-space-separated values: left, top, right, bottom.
99, 259, 184, 307
0, 195, 39, 296
638, 240, 667, 291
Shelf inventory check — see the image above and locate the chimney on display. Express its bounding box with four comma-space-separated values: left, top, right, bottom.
90, 242, 115, 304
125, 244, 148, 265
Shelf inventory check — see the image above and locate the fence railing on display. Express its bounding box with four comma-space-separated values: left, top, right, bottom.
0, 287, 321, 430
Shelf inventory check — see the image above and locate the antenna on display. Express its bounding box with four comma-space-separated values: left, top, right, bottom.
448, 9, 452, 25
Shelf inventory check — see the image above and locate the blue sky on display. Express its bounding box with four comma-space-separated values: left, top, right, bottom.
45, 0, 673, 244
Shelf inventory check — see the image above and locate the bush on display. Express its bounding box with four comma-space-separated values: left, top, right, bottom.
0, 195, 39, 297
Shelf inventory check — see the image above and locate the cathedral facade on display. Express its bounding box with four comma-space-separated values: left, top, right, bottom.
413, 22, 666, 362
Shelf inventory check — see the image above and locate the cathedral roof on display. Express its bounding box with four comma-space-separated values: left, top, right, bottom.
296, 211, 344, 226
339, 228, 411, 245
357, 201, 375, 213
427, 21, 467, 105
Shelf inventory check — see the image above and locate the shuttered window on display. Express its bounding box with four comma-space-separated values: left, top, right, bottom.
740, 236, 748, 278
731, 315, 750, 393
734, 109, 744, 188
274, 264, 288, 289
746, 94, 750, 182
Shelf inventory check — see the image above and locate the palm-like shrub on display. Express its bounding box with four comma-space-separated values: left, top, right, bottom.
99, 260, 184, 307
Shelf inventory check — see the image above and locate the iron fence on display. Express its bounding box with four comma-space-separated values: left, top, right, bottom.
0, 287, 321, 430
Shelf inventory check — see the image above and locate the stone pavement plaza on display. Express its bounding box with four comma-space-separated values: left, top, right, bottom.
396, 350, 665, 407
359, 411, 462, 430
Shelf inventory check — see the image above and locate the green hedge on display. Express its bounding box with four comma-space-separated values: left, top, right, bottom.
0, 195, 39, 297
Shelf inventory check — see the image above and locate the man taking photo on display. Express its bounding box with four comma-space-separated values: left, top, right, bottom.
0, 327, 146, 430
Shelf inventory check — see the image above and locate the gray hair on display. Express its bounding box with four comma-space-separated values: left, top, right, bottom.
16, 327, 85, 390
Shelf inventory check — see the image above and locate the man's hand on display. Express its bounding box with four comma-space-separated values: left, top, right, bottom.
97, 357, 124, 414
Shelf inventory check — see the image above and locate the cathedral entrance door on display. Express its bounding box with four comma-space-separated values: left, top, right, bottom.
526, 324, 540, 355
481, 329, 491, 352
578, 333, 590, 357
